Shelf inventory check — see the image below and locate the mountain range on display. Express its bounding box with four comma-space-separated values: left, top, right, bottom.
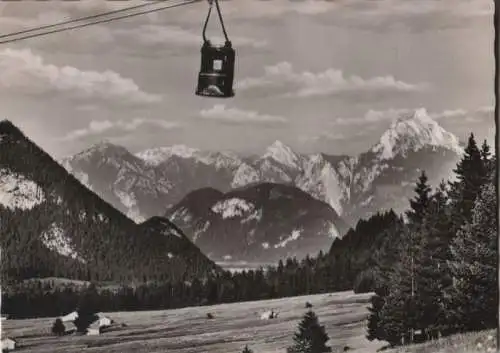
0, 120, 218, 283
59, 108, 464, 263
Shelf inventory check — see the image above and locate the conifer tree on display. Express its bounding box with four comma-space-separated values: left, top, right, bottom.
448, 133, 485, 225
366, 288, 387, 341
446, 182, 497, 332
51, 318, 66, 336
480, 139, 494, 180
480, 139, 491, 162
405, 171, 432, 225
412, 181, 453, 337
242, 345, 253, 353
378, 226, 420, 346
75, 283, 100, 332
287, 310, 331, 353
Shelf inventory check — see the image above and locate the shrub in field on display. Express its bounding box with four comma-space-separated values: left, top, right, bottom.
242, 345, 253, 353
287, 310, 331, 353
51, 318, 65, 336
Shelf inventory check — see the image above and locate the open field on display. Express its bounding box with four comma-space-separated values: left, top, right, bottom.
1, 291, 386, 353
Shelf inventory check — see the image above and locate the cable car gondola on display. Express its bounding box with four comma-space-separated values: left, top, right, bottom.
195, 0, 235, 98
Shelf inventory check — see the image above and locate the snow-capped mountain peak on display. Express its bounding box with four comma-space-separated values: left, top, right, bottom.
262, 140, 301, 168
136, 145, 201, 166
71, 141, 130, 161
371, 108, 463, 160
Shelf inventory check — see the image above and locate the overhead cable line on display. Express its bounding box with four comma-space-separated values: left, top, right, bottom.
0, 0, 201, 45
0, 0, 170, 41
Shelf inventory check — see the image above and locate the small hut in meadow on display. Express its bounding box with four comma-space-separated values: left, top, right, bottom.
64, 321, 78, 335
95, 313, 112, 328
86, 322, 101, 336
260, 309, 279, 320
1, 337, 16, 352
61, 311, 78, 322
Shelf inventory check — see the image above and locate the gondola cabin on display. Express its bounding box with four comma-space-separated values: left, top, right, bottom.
195, 40, 235, 98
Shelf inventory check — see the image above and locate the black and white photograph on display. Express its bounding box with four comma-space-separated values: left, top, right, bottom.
0, 0, 497, 352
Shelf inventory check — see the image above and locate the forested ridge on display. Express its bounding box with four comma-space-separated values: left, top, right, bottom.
2, 129, 496, 349
0, 120, 218, 284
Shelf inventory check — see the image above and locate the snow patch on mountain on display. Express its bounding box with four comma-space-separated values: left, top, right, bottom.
232, 163, 260, 188
274, 229, 302, 248
263, 140, 300, 169
355, 163, 390, 193
169, 227, 183, 238
372, 108, 463, 160
74, 142, 129, 162
154, 218, 183, 238
171, 207, 193, 223
136, 146, 243, 170
259, 159, 293, 183
136, 145, 202, 166
0, 169, 45, 210
193, 221, 210, 243
114, 189, 140, 220
41, 223, 81, 260
212, 198, 255, 219
114, 188, 144, 222
242, 208, 263, 223
71, 170, 93, 191
361, 195, 374, 206
297, 154, 345, 214
326, 222, 340, 239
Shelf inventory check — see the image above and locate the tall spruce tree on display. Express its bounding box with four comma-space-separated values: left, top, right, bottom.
406, 171, 432, 225
413, 181, 454, 337
405, 171, 433, 341
480, 139, 494, 181
287, 310, 331, 353
413, 230, 446, 340
366, 287, 388, 342
379, 226, 420, 346
368, 173, 434, 347
446, 181, 497, 332
448, 133, 486, 226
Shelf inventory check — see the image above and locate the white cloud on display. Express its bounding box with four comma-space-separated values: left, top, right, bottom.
237, 62, 427, 97
299, 131, 348, 143
332, 106, 494, 126
0, 48, 160, 103
431, 106, 494, 123
358, 0, 493, 18
332, 109, 409, 126
62, 118, 180, 141
222, 0, 340, 17
167, 0, 341, 22
115, 24, 267, 49
200, 104, 287, 124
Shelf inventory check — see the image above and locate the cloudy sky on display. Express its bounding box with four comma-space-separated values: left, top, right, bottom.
0, 0, 495, 158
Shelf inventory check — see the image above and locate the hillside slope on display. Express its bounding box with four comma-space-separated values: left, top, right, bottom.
0, 120, 218, 283
165, 183, 348, 263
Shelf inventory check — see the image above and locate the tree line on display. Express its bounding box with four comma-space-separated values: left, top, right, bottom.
366, 134, 497, 347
